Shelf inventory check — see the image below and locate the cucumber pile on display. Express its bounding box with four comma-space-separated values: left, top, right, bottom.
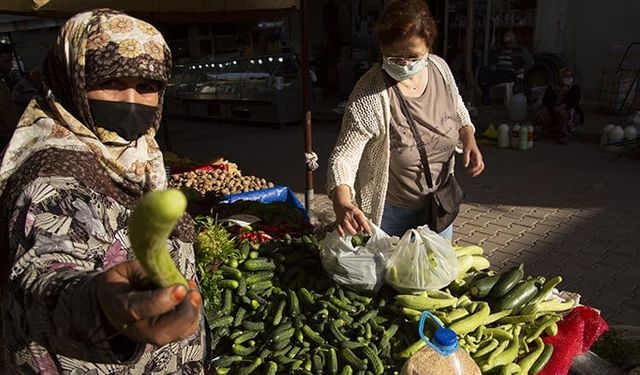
194, 209, 576, 374
391, 245, 576, 374
202, 231, 415, 375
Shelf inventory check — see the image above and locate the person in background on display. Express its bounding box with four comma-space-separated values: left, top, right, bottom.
327, 0, 484, 239
0, 9, 204, 374
12, 69, 42, 116
0, 43, 19, 150
479, 30, 534, 105
535, 67, 583, 144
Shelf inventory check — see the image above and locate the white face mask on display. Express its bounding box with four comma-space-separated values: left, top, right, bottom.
382, 55, 429, 81
563, 78, 573, 86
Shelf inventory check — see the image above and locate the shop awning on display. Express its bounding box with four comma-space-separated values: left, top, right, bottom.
0, 0, 298, 16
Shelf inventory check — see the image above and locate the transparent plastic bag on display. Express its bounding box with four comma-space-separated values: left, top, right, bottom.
385, 225, 458, 294
319, 223, 395, 292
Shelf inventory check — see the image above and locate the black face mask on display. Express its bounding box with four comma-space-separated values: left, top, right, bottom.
89, 99, 157, 141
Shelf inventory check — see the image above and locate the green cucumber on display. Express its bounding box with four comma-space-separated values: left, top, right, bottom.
265, 361, 278, 375
128, 189, 188, 287
219, 279, 239, 289
243, 258, 276, 271
360, 346, 384, 375
242, 321, 265, 331
209, 316, 233, 329
219, 265, 242, 280
237, 357, 262, 375
272, 300, 286, 326
302, 324, 325, 346
245, 271, 275, 284
215, 355, 242, 368
233, 331, 258, 345
233, 307, 247, 327
328, 348, 339, 375
340, 348, 367, 370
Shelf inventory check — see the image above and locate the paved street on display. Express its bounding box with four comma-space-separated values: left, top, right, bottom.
165, 114, 640, 326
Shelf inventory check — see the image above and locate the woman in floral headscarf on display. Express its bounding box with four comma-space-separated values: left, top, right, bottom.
534, 67, 583, 144
0, 9, 205, 374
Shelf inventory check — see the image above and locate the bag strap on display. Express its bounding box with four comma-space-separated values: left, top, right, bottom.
386, 75, 435, 189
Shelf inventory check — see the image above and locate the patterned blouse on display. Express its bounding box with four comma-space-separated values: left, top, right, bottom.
0, 149, 206, 374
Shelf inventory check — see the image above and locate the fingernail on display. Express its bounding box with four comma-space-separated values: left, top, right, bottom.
190, 292, 201, 306
188, 280, 197, 291
171, 286, 187, 302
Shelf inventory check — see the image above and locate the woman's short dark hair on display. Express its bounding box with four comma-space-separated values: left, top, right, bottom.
375, 0, 438, 49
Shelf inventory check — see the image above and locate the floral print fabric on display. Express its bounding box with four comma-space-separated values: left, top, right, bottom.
0, 149, 204, 374
0, 9, 171, 198
0, 9, 205, 375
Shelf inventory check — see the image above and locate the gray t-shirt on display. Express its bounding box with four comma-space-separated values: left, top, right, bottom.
386, 62, 461, 208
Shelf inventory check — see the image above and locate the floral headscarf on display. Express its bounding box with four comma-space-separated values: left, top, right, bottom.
0, 9, 172, 196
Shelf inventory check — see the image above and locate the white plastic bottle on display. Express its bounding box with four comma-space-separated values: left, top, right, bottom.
402, 312, 481, 375
624, 126, 638, 141
498, 123, 510, 148
511, 124, 521, 148
608, 126, 624, 144
601, 124, 615, 146
509, 92, 528, 121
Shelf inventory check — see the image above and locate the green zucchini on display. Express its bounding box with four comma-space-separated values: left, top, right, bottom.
493, 278, 539, 312
469, 274, 500, 298
490, 264, 525, 298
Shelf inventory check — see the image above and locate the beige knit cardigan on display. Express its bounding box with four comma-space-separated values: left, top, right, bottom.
326, 54, 475, 225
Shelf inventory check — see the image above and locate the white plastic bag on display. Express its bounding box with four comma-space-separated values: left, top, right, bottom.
385, 225, 458, 293
319, 223, 394, 292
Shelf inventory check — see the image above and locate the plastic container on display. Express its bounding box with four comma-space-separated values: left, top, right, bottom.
509, 92, 528, 121
601, 124, 615, 146
401, 311, 481, 375
498, 123, 510, 148
624, 126, 638, 140
511, 124, 521, 148
527, 123, 534, 149
519, 123, 529, 150
608, 126, 625, 144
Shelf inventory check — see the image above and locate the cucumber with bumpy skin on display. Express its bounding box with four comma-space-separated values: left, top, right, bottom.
129, 189, 188, 287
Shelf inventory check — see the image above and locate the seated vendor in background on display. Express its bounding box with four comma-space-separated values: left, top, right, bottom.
534, 67, 583, 144
479, 31, 534, 105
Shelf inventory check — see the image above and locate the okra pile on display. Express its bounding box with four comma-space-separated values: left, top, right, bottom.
202, 232, 415, 375
392, 245, 576, 374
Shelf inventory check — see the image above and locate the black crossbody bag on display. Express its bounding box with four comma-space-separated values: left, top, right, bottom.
388, 78, 465, 233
